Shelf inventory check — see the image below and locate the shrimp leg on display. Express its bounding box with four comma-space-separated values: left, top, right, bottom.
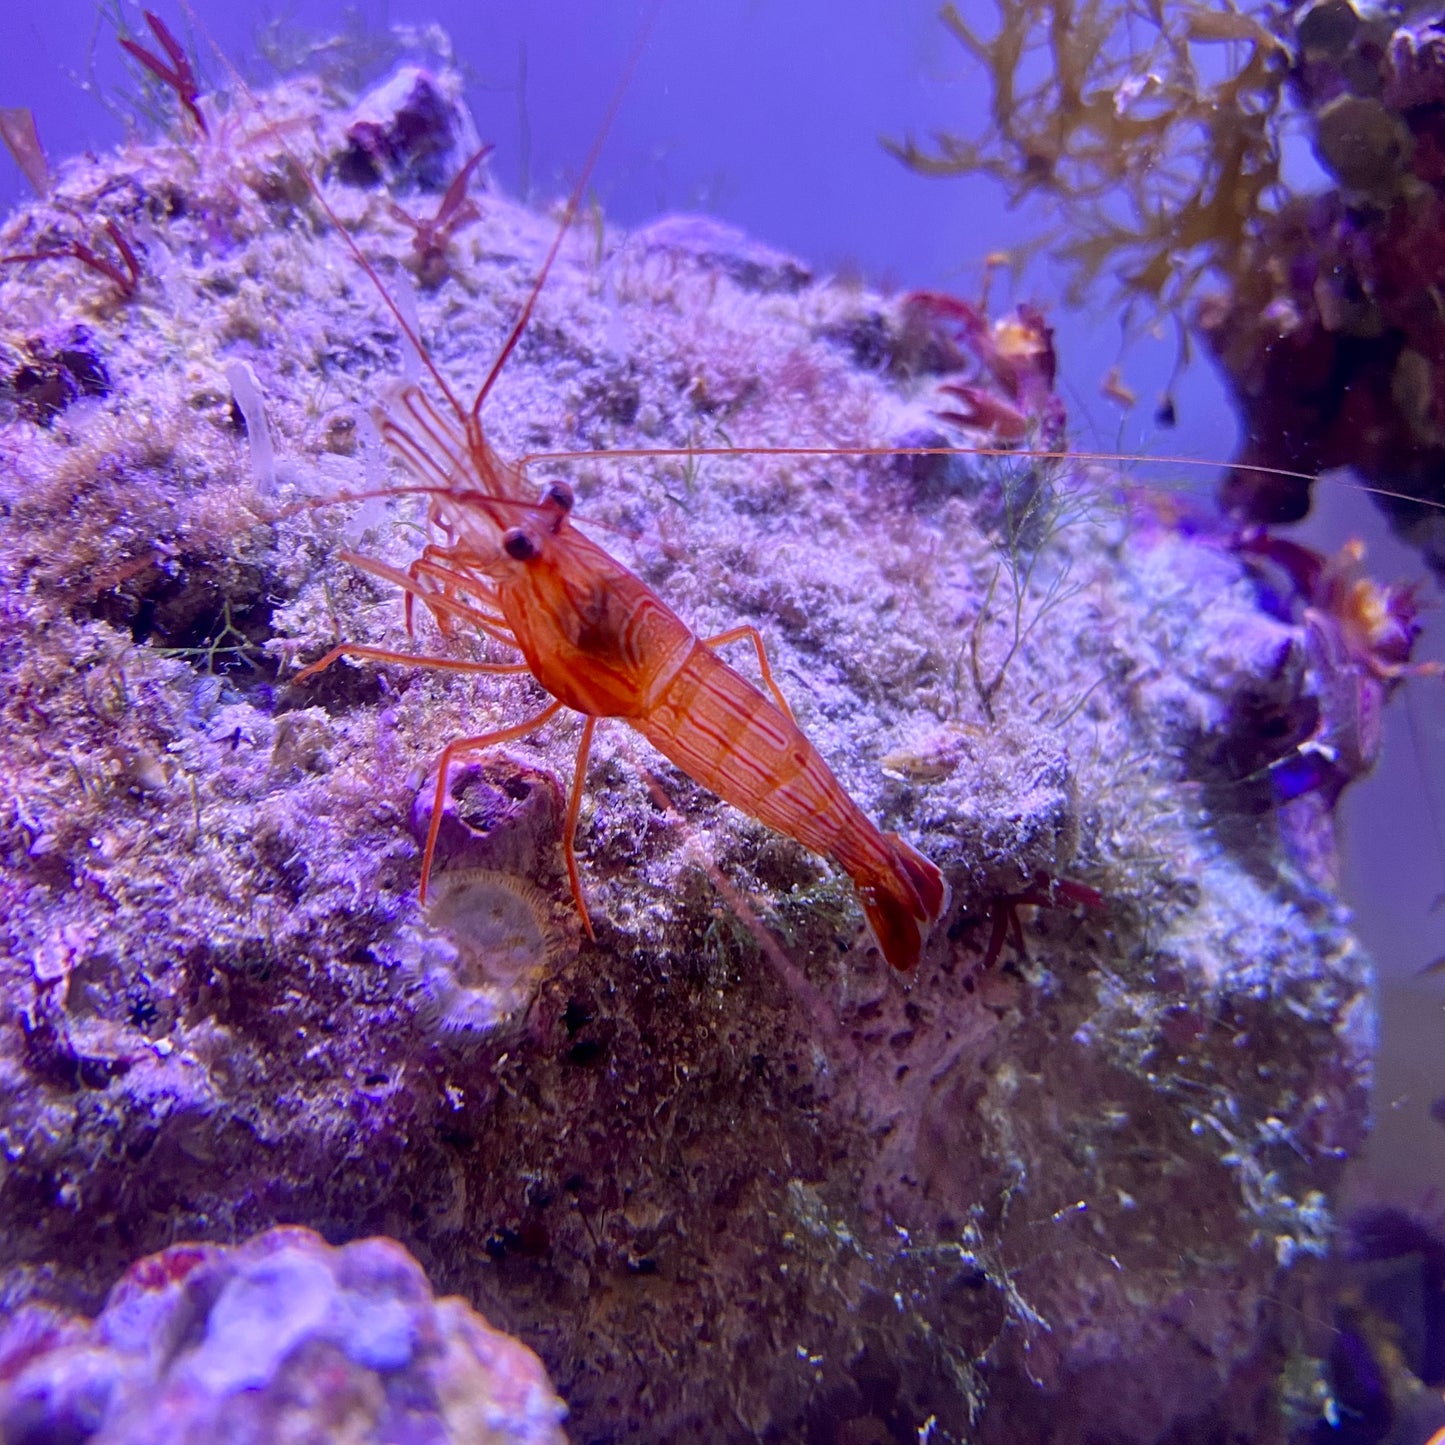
561, 716, 600, 941
700, 626, 797, 724
406, 547, 505, 638
341, 551, 514, 646
294, 644, 532, 684
419, 698, 567, 902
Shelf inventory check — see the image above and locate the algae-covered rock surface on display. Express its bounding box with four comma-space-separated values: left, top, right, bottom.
0, 37, 1374, 1444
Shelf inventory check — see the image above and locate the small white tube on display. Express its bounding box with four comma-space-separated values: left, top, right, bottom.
390, 269, 425, 386
343, 409, 390, 543
224, 360, 275, 494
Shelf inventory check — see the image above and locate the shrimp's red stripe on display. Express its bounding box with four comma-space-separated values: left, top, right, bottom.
637, 642, 944, 969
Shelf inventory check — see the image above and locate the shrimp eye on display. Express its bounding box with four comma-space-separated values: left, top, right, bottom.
502, 528, 538, 561
540, 480, 573, 513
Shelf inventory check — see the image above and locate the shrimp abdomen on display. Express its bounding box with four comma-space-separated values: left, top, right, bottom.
638, 643, 946, 969
639, 642, 845, 851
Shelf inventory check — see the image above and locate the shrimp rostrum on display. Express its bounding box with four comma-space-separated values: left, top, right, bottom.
302, 378, 948, 973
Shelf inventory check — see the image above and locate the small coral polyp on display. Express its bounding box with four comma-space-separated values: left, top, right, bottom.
408, 868, 560, 1041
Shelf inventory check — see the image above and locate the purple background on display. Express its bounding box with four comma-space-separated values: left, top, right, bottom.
3, 0, 1442, 1197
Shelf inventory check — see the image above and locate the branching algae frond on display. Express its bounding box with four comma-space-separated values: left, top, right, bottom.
888, 0, 1293, 338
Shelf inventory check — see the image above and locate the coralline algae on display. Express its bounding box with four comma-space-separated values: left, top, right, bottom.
0, 1226, 567, 1443
0, 31, 1385, 1444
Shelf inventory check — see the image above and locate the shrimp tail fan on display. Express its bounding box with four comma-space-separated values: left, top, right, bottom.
857, 833, 948, 972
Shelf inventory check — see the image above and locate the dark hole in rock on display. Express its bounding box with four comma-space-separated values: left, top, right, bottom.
850, 1342, 902, 1417
3, 326, 112, 426
580, 374, 639, 426
567, 1038, 604, 1067
1192, 691, 1321, 796
126, 1130, 159, 1162
280, 649, 385, 715
816, 311, 894, 371
126, 991, 160, 1031
89, 553, 278, 690
332, 136, 384, 188
146, 182, 187, 221
454, 772, 516, 832
484, 1221, 549, 1259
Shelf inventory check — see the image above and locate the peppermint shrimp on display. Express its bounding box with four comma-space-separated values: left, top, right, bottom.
276, 32, 949, 971
302, 385, 948, 970
209, 14, 1438, 978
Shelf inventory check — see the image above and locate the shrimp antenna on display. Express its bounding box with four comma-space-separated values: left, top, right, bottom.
265, 484, 559, 526
515, 443, 1327, 480
184, 2, 662, 444
470, 3, 663, 423
180, 1, 467, 424
516, 443, 1445, 515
